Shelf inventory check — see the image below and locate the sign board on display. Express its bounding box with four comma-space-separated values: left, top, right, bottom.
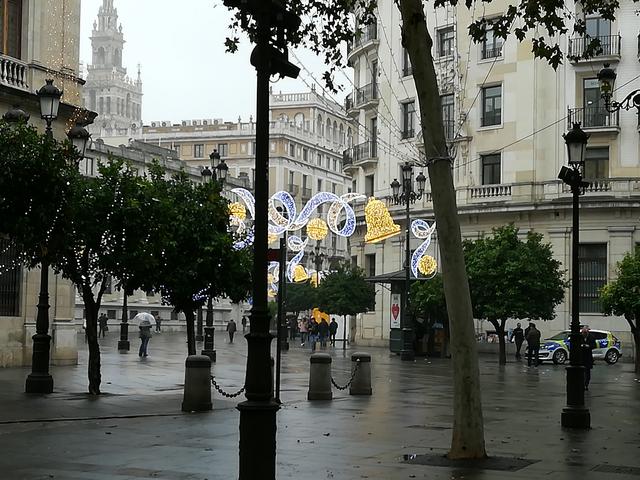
390, 293, 401, 329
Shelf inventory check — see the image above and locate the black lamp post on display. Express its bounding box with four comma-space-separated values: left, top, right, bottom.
391, 163, 426, 361
598, 63, 640, 114
67, 122, 91, 160
559, 123, 591, 429
25, 80, 62, 394
201, 293, 216, 362
201, 166, 213, 183
309, 242, 325, 275
2, 104, 30, 124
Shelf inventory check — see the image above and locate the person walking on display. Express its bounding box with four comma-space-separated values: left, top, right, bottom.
227, 319, 237, 343
512, 322, 525, 360
329, 318, 338, 347
581, 326, 597, 390
154, 313, 162, 333
318, 318, 330, 349
139, 324, 152, 357
298, 318, 308, 347
526, 323, 541, 366
309, 321, 319, 352
241, 316, 247, 334
98, 313, 108, 338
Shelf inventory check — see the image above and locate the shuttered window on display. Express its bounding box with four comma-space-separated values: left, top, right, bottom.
1, 0, 22, 58
578, 244, 607, 313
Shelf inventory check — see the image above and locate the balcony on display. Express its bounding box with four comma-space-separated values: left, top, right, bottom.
567, 107, 619, 133
480, 44, 503, 60
562, 178, 611, 194
568, 35, 621, 63
343, 140, 378, 168
347, 24, 378, 61
0, 54, 29, 92
288, 184, 299, 197
346, 82, 378, 114
469, 184, 512, 200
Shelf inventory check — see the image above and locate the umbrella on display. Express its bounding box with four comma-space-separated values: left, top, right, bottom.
133, 312, 155, 327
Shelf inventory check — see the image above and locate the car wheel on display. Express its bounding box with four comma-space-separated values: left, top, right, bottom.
553, 349, 568, 365
605, 349, 619, 364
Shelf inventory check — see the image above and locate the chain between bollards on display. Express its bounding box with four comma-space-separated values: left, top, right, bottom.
210, 375, 246, 398
331, 359, 360, 391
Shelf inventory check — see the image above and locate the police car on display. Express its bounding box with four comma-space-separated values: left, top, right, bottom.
537, 329, 622, 365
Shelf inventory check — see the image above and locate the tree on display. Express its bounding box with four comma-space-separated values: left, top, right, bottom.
601, 247, 640, 374
463, 225, 566, 365
411, 274, 449, 357
225, 0, 634, 459
316, 263, 375, 347
285, 281, 317, 319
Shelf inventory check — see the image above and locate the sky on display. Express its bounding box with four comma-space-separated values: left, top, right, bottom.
80, 0, 351, 125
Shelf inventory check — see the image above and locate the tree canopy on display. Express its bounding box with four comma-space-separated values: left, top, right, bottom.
600, 247, 640, 373
285, 280, 318, 317
463, 224, 567, 364
316, 262, 375, 317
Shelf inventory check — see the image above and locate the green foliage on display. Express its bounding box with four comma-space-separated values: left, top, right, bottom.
411, 273, 447, 323
285, 280, 318, 315
463, 224, 567, 325
316, 262, 375, 316
601, 247, 640, 324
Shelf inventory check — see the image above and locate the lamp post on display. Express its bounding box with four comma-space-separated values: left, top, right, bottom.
390, 163, 426, 361
597, 63, 640, 114
201, 293, 216, 362
24, 80, 63, 394
2, 104, 30, 124
559, 123, 591, 429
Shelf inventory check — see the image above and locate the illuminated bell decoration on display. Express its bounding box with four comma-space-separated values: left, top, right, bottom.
364, 197, 400, 244
293, 265, 309, 282
229, 202, 247, 220
306, 218, 329, 241
418, 255, 438, 276
268, 233, 279, 245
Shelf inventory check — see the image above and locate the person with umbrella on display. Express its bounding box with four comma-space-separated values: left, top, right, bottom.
134, 312, 155, 357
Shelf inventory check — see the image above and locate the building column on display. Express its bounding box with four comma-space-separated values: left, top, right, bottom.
548, 227, 571, 331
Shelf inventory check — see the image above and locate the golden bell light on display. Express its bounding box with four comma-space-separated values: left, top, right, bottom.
293, 264, 309, 282
268, 233, 279, 245
306, 218, 329, 241
418, 255, 437, 276
364, 197, 400, 244
229, 202, 247, 220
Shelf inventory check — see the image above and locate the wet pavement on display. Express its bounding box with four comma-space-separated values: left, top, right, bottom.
0, 331, 639, 479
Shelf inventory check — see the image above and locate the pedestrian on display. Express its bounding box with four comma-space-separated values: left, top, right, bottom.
288, 317, 297, 340
298, 317, 308, 346
309, 321, 319, 352
318, 318, 329, 349
227, 319, 237, 343
241, 315, 247, 334
329, 318, 338, 347
98, 313, 108, 338
154, 313, 162, 333
581, 325, 597, 391
139, 323, 152, 357
512, 322, 525, 360
526, 322, 541, 366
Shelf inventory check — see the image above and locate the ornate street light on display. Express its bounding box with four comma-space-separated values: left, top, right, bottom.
598, 63, 640, 113
3, 104, 30, 124
201, 166, 213, 183
67, 121, 91, 160
558, 123, 591, 429
210, 149, 220, 180
216, 158, 229, 184
37, 79, 62, 137
390, 162, 426, 361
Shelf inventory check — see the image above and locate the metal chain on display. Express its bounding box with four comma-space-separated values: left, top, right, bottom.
210, 375, 245, 398
331, 359, 361, 391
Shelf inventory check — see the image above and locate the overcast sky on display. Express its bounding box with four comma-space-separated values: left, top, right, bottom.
80, 0, 350, 124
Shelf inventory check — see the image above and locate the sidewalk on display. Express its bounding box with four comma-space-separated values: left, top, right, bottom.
0, 332, 639, 479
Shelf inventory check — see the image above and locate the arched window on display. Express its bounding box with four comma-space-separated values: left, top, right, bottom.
126, 93, 131, 117
339, 124, 344, 144
326, 118, 332, 140
294, 112, 305, 127
97, 47, 106, 65
317, 115, 323, 137
114, 48, 122, 67
333, 121, 338, 142
347, 127, 353, 147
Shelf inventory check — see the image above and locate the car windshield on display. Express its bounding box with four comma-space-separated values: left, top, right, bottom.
546, 332, 569, 341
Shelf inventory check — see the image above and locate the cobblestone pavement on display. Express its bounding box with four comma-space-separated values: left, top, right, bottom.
0, 331, 639, 479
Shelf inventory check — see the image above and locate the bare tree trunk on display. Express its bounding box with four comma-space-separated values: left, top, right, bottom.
491, 320, 507, 365
398, 0, 486, 459
82, 288, 101, 395
185, 308, 196, 356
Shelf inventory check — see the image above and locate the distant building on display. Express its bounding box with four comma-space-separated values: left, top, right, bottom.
83, 0, 143, 138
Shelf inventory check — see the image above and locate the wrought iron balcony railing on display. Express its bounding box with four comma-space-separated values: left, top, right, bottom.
568, 35, 621, 60
567, 107, 619, 129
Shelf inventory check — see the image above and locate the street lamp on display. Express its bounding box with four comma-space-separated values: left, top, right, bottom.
25, 80, 62, 394
309, 241, 325, 275
2, 104, 30, 124
201, 166, 213, 183
390, 162, 426, 361
597, 63, 640, 114
216, 158, 229, 184
558, 123, 591, 429
67, 121, 91, 160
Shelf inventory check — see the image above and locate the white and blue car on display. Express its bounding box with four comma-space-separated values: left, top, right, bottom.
537, 329, 622, 365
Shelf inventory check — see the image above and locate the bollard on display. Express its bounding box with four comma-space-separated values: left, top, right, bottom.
307, 353, 332, 400
181, 355, 212, 412
349, 352, 372, 396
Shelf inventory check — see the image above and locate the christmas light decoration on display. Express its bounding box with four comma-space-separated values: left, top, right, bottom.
417, 255, 437, 277
229, 202, 247, 220
364, 197, 400, 244
306, 218, 328, 241
410, 219, 438, 278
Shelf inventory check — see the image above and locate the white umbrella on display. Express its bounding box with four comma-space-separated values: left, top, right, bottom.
133, 312, 155, 327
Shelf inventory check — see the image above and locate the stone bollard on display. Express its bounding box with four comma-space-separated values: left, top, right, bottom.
181, 355, 212, 412
307, 353, 332, 400
349, 352, 372, 396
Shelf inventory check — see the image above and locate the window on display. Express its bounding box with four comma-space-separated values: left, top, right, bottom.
333, 159, 338, 171
351, 255, 358, 267
106, 97, 111, 114
289, 143, 295, 157
584, 147, 609, 180
303, 148, 308, 162
365, 175, 375, 197
481, 85, 502, 127
402, 48, 412, 76
441, 94, 454, 140
365, 254, 376, 277
401, 101, 415, 138
104, 276, 112, 295
1, 0, 22, 58
129, 310, 139, 320
0, 238, 20, 316
437, 26, 454, 57
217, 143, 228, 157
170, 309, 179, 321
481, 154, 501, 185
193, 144, 204, 158
317, 154, 323, 166
252, 141, 257, 155
317, 179, 323, 192
352, 180, 357, 193
481, 24, 503, 59
106, 309, 117, 319
578, 244, 607, 313
583, 78, 610, 127
173, 144, 180, 156
585, 17, 611, 38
